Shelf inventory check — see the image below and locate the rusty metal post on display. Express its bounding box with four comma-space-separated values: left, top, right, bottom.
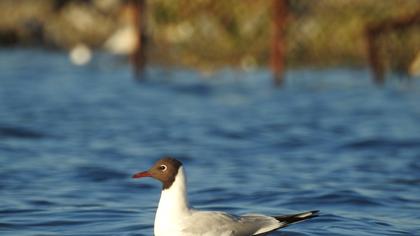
130, 0, 147, 79
271, 0, 288, 86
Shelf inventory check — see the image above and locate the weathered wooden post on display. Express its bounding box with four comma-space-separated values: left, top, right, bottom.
365, 10, 420, 84
271, 0, 288, 86
130, 0, 147, 79
365, 27, 385, 84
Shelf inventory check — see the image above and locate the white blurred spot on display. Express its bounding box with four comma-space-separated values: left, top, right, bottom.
104, 25, 138, 55
69, 43, 92, 66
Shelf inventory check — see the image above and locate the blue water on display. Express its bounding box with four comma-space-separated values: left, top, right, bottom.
1, 49, 420, 236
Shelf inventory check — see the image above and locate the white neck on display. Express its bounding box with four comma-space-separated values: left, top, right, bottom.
154, 166, 190, 233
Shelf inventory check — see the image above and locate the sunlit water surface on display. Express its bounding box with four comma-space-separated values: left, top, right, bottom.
1, 49, 420, 235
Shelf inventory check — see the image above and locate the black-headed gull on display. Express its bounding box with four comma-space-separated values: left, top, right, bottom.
132, 157, 318, 236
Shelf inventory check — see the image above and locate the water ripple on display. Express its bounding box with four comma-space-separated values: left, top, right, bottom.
0, 125, 46, 139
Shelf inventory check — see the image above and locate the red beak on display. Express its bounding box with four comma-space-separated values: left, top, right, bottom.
132, 171, 152, 179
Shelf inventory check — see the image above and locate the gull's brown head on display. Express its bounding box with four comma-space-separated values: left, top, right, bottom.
132, 157, 183, 189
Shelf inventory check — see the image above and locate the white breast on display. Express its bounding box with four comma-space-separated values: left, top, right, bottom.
154, 167, 191, 236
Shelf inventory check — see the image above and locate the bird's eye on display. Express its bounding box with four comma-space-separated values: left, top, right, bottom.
159, 165, 167, 172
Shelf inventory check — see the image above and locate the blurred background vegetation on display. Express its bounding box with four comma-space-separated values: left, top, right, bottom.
1, 0, 419, 75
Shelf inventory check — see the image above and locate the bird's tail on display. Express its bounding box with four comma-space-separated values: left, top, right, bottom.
253, 211, 319, 236
274, 210, 319, 226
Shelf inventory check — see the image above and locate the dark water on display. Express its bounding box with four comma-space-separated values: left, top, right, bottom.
1, 49, 420, 236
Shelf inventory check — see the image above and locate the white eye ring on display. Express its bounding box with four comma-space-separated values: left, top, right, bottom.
160, 165, 167, 172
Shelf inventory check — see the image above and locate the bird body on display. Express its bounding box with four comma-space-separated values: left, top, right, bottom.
132, 157, 318, 236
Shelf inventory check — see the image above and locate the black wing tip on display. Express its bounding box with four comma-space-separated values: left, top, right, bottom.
308, 210, 320, 217
274, 210, 320, 224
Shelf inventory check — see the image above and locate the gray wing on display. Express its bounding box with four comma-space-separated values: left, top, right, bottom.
242, 210, 319, 235
239, 214, 285, 235
181, 210, 282, 236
